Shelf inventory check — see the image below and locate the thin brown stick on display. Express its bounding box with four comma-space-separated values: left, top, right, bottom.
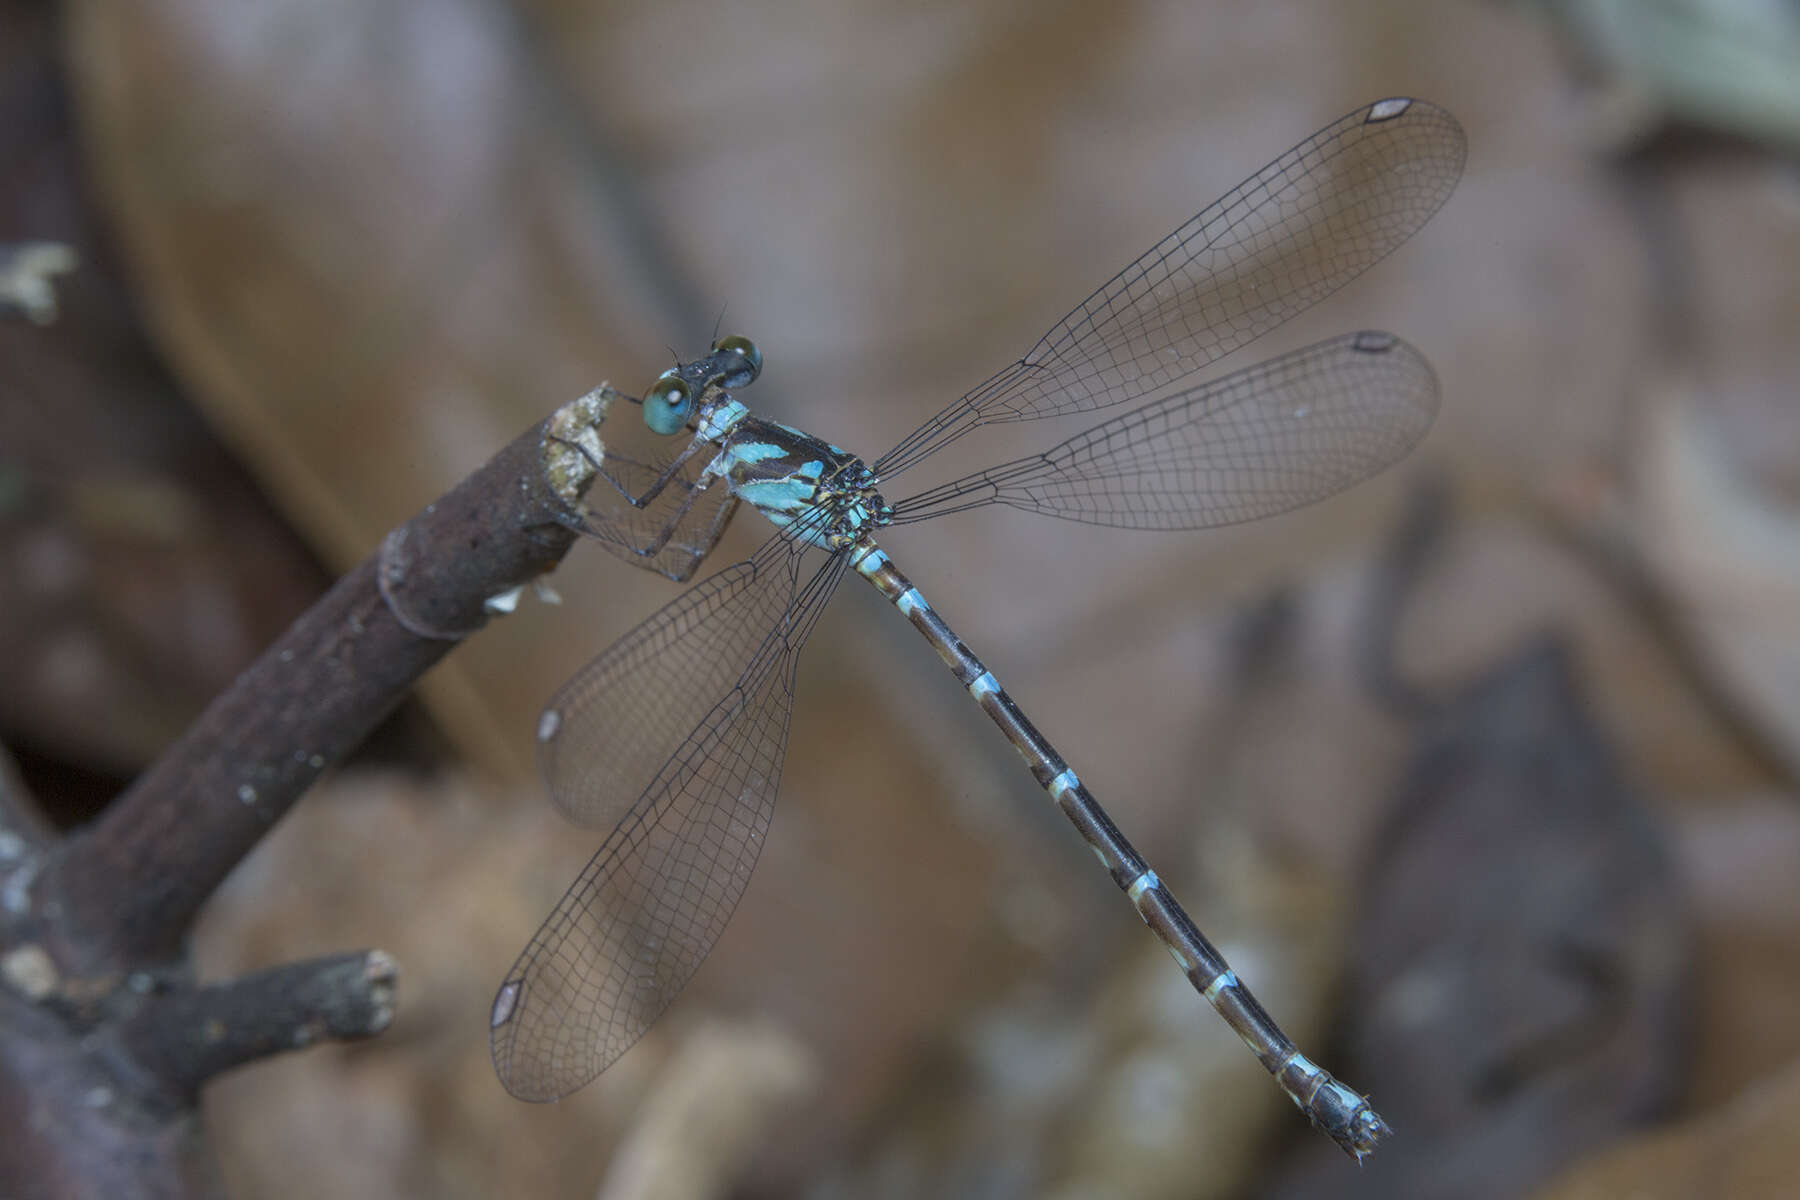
20, 395, 613, 972
0, 390, 620, 1199
112, 951, 399, 1100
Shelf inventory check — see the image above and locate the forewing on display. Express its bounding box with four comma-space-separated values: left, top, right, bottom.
875, 98, 1463, 476
892, 332, 1437, 530
538, 531, 820, 830
494, 547, 848, 1101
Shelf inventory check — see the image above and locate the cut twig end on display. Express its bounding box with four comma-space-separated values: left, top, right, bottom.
358, 949, 400, 1033
116, 950, 402, 1098
542, 384, 621, 507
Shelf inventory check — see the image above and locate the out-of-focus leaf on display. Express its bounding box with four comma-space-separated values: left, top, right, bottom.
595, 1020, 820, 1200
1535, 1053, 1800, 1200
1671, 794, 1800, 1109
1269, 629, 1688, 1196
0, 5, 336, 793
1530, 0, 1800, 149
1637, 385, 1800, 785
63, 0, 704, 775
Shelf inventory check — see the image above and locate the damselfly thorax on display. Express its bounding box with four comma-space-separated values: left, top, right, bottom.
695, 404, 893, 551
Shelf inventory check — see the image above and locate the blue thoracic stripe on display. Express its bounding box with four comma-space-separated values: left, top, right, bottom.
738, 477, 818, 515
692, 396, 748, 441
722, 441, 794, 467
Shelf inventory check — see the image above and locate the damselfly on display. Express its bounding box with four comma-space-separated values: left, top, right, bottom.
493, 97, 1464, 1158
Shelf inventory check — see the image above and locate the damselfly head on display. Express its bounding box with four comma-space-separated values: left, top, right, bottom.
638, 337, 763, 436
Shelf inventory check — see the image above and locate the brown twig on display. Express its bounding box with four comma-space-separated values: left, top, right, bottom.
0, 389, 618, 1197
19, 397, 610, 971
113, 951, 399, 1101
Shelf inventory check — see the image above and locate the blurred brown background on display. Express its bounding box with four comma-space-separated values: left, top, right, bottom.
5, 0, 1800, 1196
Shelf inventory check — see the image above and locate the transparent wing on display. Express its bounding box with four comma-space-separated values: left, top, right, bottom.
536, 528, 826, 831
890, 332, 1437, 529
873, 97, 1463, 478
493, 535, 848, 1101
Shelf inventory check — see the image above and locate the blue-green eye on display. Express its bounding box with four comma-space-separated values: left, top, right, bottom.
644, 375, 694, 435
711, 335, 763, 389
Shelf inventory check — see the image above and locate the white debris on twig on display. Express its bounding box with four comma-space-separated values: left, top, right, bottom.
0, 242, 78, 325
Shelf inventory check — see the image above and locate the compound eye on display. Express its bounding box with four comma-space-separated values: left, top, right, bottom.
711, 334, 763, 388
643, 374, 695, 435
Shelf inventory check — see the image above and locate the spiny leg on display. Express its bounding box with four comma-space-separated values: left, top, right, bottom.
547, 428, 737, 579
548, 429, 711, 516
610, 468, 723, 565
850, 539, 1388, 1158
